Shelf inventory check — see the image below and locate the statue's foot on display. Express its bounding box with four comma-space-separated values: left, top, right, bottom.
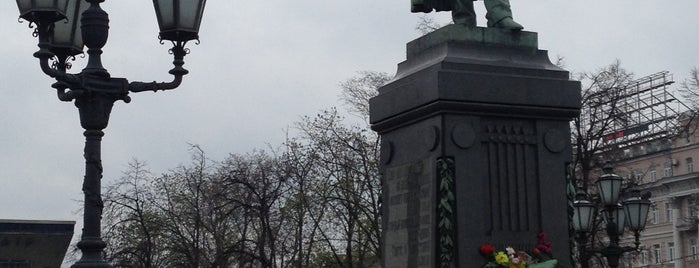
493, 17, 523, 31
453, 15, 477, 27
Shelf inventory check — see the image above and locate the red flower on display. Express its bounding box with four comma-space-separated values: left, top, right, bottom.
480, 244, 496, 258
537, 232, 553, 255
533, 248, 541, 255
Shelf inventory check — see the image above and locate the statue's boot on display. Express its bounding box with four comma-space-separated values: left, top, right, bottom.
484, 0, 523, 30
493, 17, 523, 30
451, 0, 476, 26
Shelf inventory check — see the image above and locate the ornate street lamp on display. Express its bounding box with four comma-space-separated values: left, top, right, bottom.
595, 170, 624, 206
623, 189, 652, 248
604, 204, 626, 235
48, 0, 87, 63
573, 165, 651, 268
153, 0, 206, 42
16, 0, 70, 24
15, 0, 207, 267
573, 192, 595, 233
624, 193, 651, 232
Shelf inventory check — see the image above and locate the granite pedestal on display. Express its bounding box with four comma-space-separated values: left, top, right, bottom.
370, 25, 581, 268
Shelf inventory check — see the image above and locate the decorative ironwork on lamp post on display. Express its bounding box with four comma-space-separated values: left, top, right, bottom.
14, 0, 206, 266
572, 165, 652, 268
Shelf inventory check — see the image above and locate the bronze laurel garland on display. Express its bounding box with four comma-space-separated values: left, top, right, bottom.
438, 157, 456, 268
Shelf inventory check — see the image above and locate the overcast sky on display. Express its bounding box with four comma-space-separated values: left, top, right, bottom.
1, 0, 698, 242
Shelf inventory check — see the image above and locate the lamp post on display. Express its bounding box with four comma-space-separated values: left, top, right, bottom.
572, 165, 652, 268
14, 0, 206, 267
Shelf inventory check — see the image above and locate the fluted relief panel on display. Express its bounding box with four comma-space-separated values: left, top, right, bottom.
481, 119, 540, 235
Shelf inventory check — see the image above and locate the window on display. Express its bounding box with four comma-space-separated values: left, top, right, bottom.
651, 204, 659, 224
691, 239, 699, 261
650, 168, 657, 182
653, 244, 662, 264
640, 250, 648, 265
666, 202, 674, 223
620, 171, 630, 181
664, 162, 673, 177
688, 157, 694, 173
668, 242, 676, 263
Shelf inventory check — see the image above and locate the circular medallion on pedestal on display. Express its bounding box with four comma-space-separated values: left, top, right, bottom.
451, 123, 476, 149
544, 129, 566, 153
381, 140, 394, 164
423, 125, 440, 152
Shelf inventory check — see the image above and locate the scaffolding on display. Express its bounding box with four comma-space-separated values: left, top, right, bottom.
582, 71, 691, 157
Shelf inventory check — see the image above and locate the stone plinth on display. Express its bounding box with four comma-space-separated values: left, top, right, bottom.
370, 25, 580, 268
0, 219, 75, 267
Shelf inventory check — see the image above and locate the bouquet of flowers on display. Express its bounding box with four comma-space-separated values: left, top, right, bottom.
480, 233, 558, 268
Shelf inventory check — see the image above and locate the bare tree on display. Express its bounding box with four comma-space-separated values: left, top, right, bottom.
219, 150, 294, 268
571, 60, 634, 191
679, 67, 699, 109
101, 69, 388, 268
294, 108, 381, 268
102, 160, 168, 268
553, 55, 566, 69
151, 146, 212, 267
415, 14, 443, 35
339, 71, 392, 122
279, 138, 327, 268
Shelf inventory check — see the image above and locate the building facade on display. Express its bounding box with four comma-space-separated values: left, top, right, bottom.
611, 132, 699, 268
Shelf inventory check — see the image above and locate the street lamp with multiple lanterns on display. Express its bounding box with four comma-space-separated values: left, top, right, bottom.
15, 0, 206, 267
573, 165, 652, 268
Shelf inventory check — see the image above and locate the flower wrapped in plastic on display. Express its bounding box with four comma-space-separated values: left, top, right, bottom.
480, 232, 558, 268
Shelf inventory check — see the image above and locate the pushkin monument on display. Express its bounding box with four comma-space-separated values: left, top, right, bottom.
369, 3, 581, 268
412, 0, 523, 30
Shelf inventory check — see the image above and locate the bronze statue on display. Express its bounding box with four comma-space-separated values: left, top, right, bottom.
412, 0, 523, 30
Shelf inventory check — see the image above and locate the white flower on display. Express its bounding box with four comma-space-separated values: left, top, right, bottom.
512, 257, 521, 264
